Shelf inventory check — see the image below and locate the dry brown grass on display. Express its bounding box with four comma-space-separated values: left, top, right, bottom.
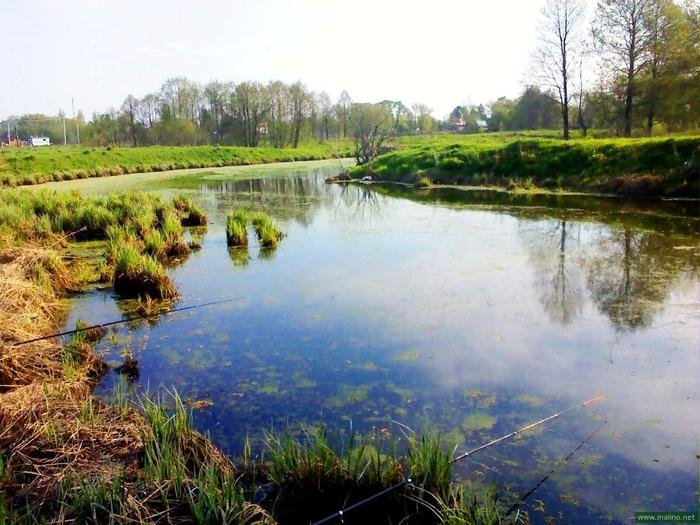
0, 241, 139, 511
0, 381, 144, 504
0, 244, 73, 390
0, 239, 275, 524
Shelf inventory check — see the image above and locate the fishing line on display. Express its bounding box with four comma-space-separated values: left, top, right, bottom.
310, 394, 606, 525
505, 421, 607, 515
9, 296, 247, 347
451, 394, 606, 464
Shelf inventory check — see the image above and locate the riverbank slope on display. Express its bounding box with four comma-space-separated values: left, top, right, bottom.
349, 135, 700, 197
0, 141, 353, 187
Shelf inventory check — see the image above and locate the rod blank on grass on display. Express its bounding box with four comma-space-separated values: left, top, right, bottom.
9, 296, 246, 347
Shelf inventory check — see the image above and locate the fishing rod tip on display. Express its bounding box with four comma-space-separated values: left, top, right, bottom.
584, 394, 607, 405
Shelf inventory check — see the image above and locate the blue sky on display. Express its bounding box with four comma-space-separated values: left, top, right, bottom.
1, 0, 591, 120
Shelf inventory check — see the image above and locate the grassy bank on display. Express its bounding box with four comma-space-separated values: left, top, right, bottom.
0, 141, 353, 187
0, 191, 519, 524
349, 135, 700, 197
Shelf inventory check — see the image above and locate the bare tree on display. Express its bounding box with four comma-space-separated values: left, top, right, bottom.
411, 103, 433, 132
317, 92, 334, 140
267, 80, 289, 148
335, 90, 352, 138
532, 0, 586, 139
233, 82, 270, 147
576, 54, 591, 136
642, 0, 674, 134
288, 82, 309, 148
593, 0, 652, 137
139, 93, 160, 128
120, 95, 140, 147
349, 103, 394, 164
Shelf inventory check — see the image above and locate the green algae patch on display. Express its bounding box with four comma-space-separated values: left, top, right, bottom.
395, 349, 419, 362
513, 394, 545, 407
462, 413, 497, 432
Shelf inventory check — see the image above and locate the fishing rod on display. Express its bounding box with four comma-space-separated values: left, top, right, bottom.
311, 394, 606, 525
9, 296, 246, 347
505, 421, 607, 515
451, 394, 606, 464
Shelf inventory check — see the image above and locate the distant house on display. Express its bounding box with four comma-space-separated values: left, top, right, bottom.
476, 119, 488, 131
29, 136, 51, 147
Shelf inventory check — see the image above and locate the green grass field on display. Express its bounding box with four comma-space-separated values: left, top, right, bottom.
0, 141, 353, 187
353, 133, 700, 197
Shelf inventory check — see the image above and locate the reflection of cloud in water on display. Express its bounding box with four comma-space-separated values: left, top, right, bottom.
76, 167, 699, 521
293, 202, 700, 477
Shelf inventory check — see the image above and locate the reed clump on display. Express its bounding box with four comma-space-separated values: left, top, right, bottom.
1, 190, 208, 300
251, 212, 283, 249
113, 245, 177, 300
257, 428, 521, 524
227, 209, 249, 247
173, 195, 208, 226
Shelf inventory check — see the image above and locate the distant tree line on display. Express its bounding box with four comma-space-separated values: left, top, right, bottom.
3, 0, 696, 148
1, 80, 442, 150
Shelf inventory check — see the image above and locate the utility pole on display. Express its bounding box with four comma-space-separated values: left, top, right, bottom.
72, 97, 80, 145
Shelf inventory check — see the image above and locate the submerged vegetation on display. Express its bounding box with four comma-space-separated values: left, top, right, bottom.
0, 188, 518, 522
349, 134, 700, 197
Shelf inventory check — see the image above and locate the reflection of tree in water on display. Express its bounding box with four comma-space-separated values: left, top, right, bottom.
584, 228, 695, 331
336, 184, 385, 225
521, 216, 697, 331
521, 219, 584, 325
206, 171, 335, 227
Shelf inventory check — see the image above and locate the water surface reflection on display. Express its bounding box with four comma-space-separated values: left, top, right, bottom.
64, 165, 698, 524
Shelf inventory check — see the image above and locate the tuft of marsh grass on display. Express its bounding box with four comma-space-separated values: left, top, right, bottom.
436, 484, 522, 525
59, 471, 126, 525
250, 212, 283, 248
226, 209, 249, 247
113, 244, 177, 300
408, 434, 453, 498
173, 195, 208, 226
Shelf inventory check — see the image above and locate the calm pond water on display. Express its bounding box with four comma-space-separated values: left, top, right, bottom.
64, 160, 699, 524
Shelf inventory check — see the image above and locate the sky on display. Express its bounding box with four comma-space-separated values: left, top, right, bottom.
1, 0, 582, 120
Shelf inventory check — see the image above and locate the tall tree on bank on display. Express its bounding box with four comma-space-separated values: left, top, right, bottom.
335, 91, 352, 138
233, 82, 269, 147
533, 0, 586, 139
593, 0, 652, 136
121, 95, 141, 147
